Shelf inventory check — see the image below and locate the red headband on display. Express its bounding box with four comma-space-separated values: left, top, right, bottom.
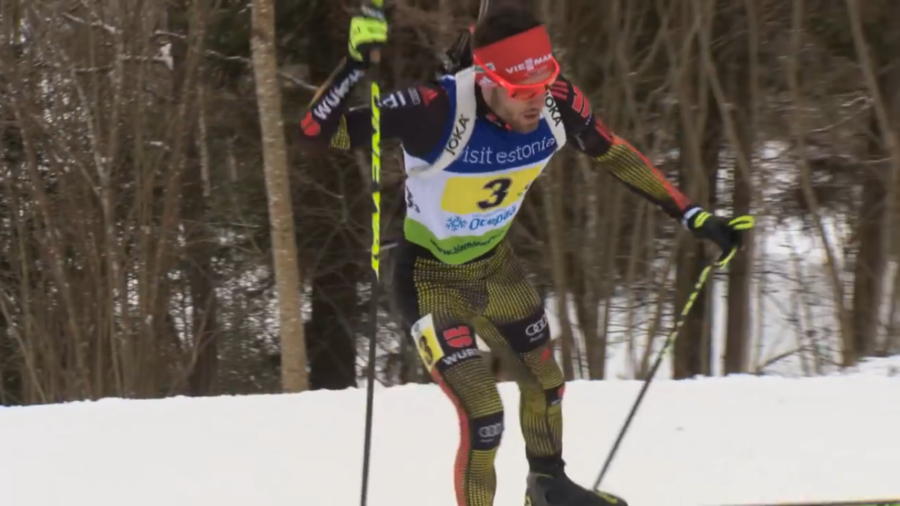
472, 25, 557, 84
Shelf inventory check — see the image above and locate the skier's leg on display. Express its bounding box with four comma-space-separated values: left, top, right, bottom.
480, 242, 629, 506
476, 241, 565, 469
412, 316, 504, 506
392, 241, 505, 506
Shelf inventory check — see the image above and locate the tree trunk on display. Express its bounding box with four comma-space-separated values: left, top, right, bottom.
183, 112, 220, 396
672, 0, 718, 379
674, 122, 719, 379
251, 0, 309, 392
724, 151, 753, 373
578, 155, 604, 380
851, 113, 888, 360
723, 2, 756, 375
845, 0, 900, 358
307, 268, 359, 390
785, 0, 853, 366
542, 157, 576, 380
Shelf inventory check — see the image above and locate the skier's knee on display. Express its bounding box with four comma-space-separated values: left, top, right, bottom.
495, 308, 550, 354
470, 411, 505, 450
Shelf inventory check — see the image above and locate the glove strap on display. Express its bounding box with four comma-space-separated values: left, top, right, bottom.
361, 5, 385, 20
681, 207, 706, 229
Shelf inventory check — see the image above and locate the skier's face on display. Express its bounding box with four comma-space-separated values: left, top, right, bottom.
488, 69, 555, 134
472, 25, 559, 133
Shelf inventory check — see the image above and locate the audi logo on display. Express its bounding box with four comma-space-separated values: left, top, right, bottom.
525, 315, 548, 336
477, 423, 503, 439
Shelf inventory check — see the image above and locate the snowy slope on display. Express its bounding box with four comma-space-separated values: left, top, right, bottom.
2, 366, 899, 506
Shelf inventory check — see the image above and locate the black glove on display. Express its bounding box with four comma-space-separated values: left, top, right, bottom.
684, 207, 755, 266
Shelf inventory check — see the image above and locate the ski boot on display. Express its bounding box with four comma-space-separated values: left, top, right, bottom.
524, 467, 628, 506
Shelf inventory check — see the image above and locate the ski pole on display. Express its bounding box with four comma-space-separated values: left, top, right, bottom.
592, 240, 745, 491
360, 1, 384, 504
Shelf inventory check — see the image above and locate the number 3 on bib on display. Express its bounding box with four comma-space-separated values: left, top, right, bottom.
478, 178, 512, 210
441, 166, 542, 215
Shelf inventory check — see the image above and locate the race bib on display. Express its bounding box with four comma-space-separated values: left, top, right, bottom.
412, 315, 444, 372
440, 165, 542, 215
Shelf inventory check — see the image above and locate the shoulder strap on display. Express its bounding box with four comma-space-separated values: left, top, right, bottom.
542, 91, 567, 150
407, 67, 478, 178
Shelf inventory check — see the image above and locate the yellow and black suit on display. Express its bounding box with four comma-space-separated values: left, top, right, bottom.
394, 239, 565, 506
299, 57, 695, 506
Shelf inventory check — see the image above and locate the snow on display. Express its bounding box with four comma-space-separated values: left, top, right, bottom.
2, 359, 899, 506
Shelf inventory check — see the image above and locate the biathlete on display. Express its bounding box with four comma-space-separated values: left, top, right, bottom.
298, 4, 753, 506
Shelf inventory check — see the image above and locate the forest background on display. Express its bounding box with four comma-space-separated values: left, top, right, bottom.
1, 0, 898, 405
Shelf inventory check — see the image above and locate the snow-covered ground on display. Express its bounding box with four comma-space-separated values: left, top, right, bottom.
2, 358, 899, 506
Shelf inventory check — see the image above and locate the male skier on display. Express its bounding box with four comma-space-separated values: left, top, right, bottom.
299, 5, 753, 506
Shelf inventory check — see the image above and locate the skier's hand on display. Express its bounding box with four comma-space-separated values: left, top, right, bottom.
348, 1, 387, 66
685, 208, 755, 267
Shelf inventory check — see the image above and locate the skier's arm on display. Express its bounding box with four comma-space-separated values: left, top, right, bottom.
298, 58, 453, 159
551, 77, 697, 223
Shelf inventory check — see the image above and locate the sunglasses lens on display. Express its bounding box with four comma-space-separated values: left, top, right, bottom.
510, 86, 545, 100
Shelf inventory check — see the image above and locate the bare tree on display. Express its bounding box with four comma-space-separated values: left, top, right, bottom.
250, 0, 309, 392
3, 0, 900, 409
